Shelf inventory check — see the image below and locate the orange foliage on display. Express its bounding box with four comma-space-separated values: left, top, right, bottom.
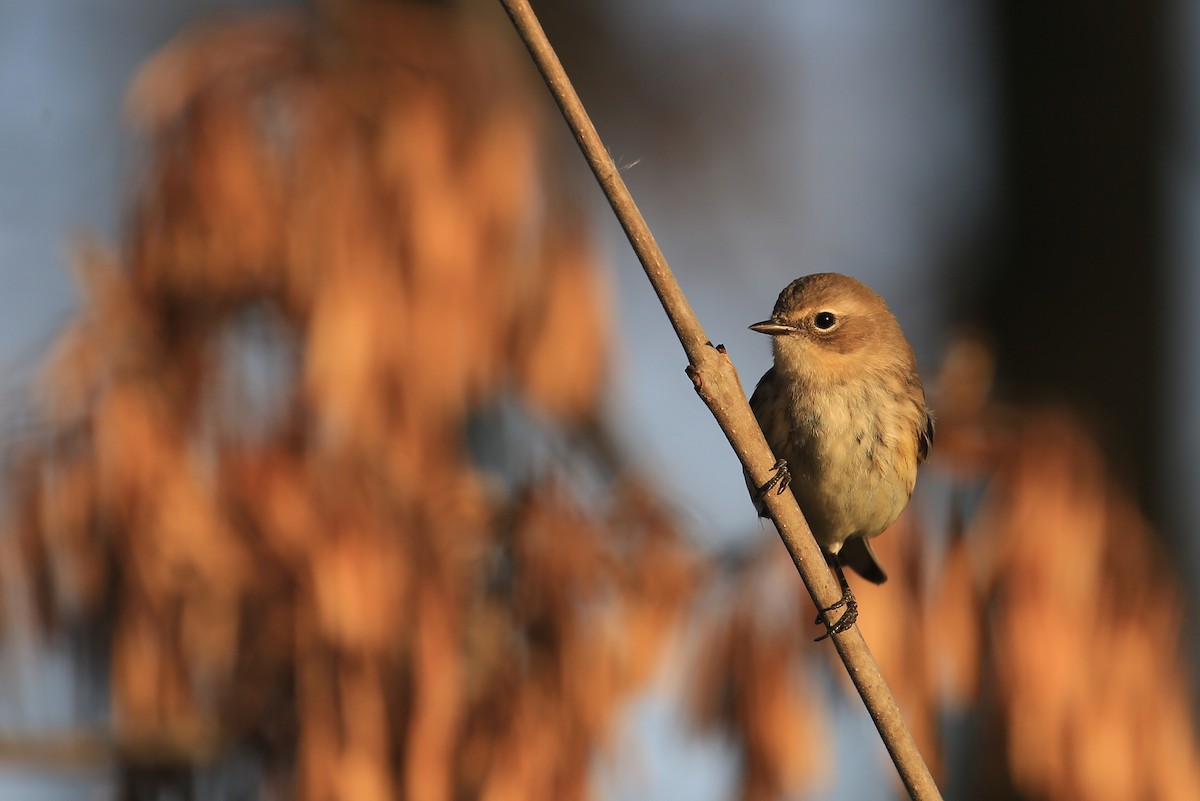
5, 5, 1200, 801
7, 5, 688, 800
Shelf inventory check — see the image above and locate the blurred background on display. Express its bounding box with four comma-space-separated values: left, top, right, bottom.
1, 0, 1198, 799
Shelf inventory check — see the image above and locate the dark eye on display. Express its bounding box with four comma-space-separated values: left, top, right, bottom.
814, 311, 837, 330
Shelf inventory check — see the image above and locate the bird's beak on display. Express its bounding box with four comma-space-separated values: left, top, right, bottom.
749, 320, 797, 336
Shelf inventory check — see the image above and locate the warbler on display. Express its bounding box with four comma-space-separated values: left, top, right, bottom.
747, 273, 933, 637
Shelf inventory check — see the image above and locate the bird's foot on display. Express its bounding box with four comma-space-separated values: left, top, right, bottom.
755, 459, 791, 499
813, 586, 858, 642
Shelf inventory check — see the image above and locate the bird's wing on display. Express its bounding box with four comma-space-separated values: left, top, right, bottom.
917, 409, 935, 465
746, 368, 779, 518
748, 366, 777, 418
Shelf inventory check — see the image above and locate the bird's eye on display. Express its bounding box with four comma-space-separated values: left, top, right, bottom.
814, 311, 837, 330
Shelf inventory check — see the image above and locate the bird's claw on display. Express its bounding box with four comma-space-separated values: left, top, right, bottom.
756, 459, 791, 499
813, 587, 858, 642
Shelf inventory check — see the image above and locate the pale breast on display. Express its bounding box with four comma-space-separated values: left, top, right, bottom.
751, 368, 922, 553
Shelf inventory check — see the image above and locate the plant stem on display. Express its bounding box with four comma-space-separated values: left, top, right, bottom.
496, 2, 943, 799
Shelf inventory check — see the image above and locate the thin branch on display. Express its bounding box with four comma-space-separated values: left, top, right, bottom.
495, 2, 944, 800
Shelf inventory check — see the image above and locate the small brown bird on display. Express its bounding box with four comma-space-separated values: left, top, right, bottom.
747, 273, 933, 637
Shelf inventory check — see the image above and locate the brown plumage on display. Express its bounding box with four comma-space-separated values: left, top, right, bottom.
747, 273, 933, 584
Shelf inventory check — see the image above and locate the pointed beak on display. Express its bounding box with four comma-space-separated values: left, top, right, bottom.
749, 320, 797, 336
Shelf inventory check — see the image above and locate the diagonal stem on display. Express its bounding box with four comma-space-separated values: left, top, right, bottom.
496, 2, 943, 800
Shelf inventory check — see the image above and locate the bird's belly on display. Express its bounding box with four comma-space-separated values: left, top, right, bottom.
788, 398, 917, 553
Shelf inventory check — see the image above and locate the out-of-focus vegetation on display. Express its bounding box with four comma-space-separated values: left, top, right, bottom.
2, 4, 1198, 801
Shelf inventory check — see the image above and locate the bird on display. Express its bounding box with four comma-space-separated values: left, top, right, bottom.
746, 272, 933, 638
